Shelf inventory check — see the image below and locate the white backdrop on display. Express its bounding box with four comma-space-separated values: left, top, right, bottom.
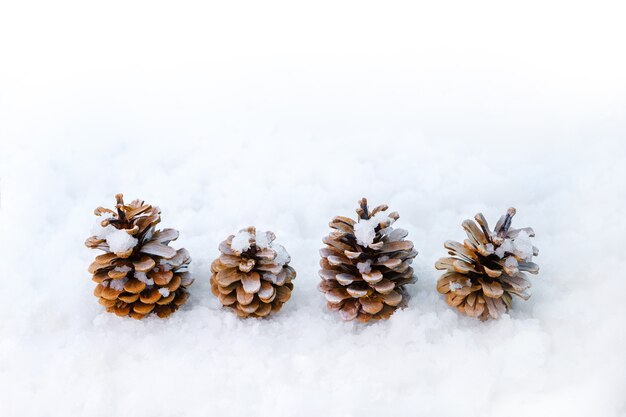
1, 1, 625, 416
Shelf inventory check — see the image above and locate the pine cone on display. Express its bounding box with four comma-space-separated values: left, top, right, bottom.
435, 208, 540, 320
210, 227, 296, 318
318, 198, 418, 322
85, 194, 193, 319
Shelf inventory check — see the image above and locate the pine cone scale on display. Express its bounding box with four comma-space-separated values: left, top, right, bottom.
339, 299, 358, 320
124, 279, 146, 294
371, 278, 395, 293
360, 297, 383, 314
119, 293, 139, 303
465, 300, 484, 317
219, 292, 237, 305
478, 279, 503, 298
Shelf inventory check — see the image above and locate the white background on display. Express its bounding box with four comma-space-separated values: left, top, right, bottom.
1, 1, 625, 416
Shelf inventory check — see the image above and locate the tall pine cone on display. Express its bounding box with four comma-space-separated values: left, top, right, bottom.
435, 208, 539, 320
85, 194, 193, 319
210, 227, 296, 318
319, 198, 417, 322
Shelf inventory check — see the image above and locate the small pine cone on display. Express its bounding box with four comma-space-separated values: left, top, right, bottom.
318, 198, 418, 322
85, 194, 193, 319
435, 208, 540, 320
210, 227, 296, 318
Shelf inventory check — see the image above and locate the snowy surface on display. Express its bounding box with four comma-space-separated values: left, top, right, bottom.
1, 1, 626, 416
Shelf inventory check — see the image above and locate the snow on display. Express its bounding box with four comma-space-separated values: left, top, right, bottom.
255, 231, 271, 249
272, 243, 291, 267
158, 288, 170, 297
91, 214, 139, 254
495, 240, 513, 258
496, 231, 535, 261
109, 277, 129, 291
134, 272, 154, 286
505, 257, 519, 268
357, 260, 373, 274
230, 230, 252, 253
511, 230, 535, 261
105, 229, 138, 254
1, 2, 625, 416
449, 282, 463, 292
91, 214, 115, 238
354, 219, 377, 247
354, 211, 393, 247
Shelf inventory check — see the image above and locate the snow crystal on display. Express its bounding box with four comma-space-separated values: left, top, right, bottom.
158, 288, 170, 297
356, 260, 372, 274
354, 211, 392, 247
105, 229, 138, 253
273, 244, 290, 266
255, 231, 270, 249
109, 277, 128, 291
158, 259, 173, 271
495, 239, 514, 258
231, 231, 252, 253
92, 213, 138, 254
113, 265, 131, 273
449, 281, 463, 292
353, 220, 376, 247
135, 271, 154, 286
496, 230, 534, 261
91, 213, 114, 238
505, 256, 519, 268
512, 230, 534, 260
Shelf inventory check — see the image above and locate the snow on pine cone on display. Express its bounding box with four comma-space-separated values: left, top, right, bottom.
85, 194, 193, 319
319, 198, 418, 322
435, 208, 540, 320
210, 227, 296, 318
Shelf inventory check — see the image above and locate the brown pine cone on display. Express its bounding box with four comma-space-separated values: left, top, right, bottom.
318, 198, 418, 322
85, 194, 193, 319
435, 208, 540, 320
210, 227, 296, 318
